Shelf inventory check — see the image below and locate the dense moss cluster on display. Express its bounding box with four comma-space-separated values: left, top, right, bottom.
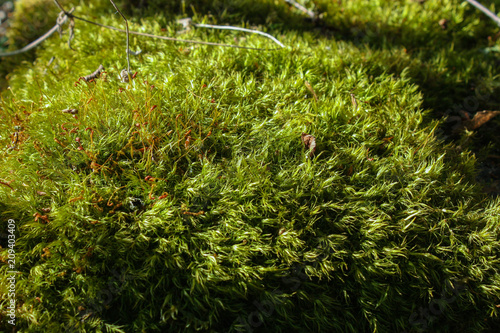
1, 0, 499, 332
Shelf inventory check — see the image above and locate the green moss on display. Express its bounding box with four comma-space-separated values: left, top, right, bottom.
1, 0, 500, 332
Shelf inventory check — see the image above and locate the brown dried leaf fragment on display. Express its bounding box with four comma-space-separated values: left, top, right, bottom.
463, 111, 500, 130
301, 132, 316, 157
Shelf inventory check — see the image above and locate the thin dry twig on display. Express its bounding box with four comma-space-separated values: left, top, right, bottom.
54, 0, 76, 50
82, 64, 104, 82
108, 0, 130, 74
0, 8, 74, 57
73, 15, 282, 50
68, 16, 75, 49
0, 6, 283, 57
284, 0, 316, 20
193, 22, 285, 48
53, 0, 67, 14
2, 2, 286, 59
465, 0, 500, 27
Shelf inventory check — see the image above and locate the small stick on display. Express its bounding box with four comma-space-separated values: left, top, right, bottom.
47, 56, 55, 66
56, 11, 64, 37
193, 23, 285, 48
284, 0, 316, 20
0, 8, 74, 57
108, 0, 130, 74
465, 0, 500, 27
82, 64, 104, 82
0, 8, 282, 57
53, 0, 69, 14
71, 15, 282, 50
68, 17, 75, 49
54, 1, 75, 49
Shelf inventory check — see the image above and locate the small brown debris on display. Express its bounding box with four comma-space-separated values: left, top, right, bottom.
84, 247, 94, 258
69, 196, 83, 203
33, 212, 49, 223
463, 110, 500, 131
439, 19, 448, 30
182, 210, 205, 216
158, 193, 169, 200
347, 165, 354, 177
82, 64, 104, 82
62, 108, 78, 115
301, 132, 316, 158
120, 69, 130, 83
42, 247, 51, 258
37, 191, 47, 196
382, 136, 394, 143
185, 135, 192, 150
